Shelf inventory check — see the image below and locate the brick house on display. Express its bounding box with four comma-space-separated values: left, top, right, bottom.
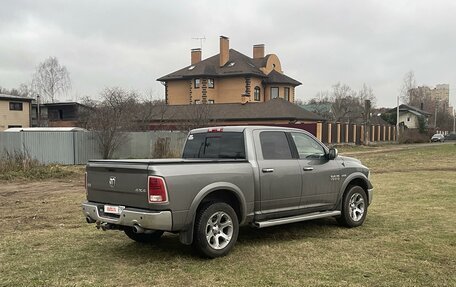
157, 36, 302, 105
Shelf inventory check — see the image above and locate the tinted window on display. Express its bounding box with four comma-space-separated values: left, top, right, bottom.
182, 132, 245, 159
260, 131, 293, 159
291, 132, 325, 159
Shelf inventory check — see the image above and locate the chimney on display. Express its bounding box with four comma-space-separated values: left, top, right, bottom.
191, 48, 201, 65
253, 44, 265, 59
219, 36, 229, 67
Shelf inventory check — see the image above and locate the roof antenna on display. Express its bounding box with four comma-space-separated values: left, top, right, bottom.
192, 36, 206, 49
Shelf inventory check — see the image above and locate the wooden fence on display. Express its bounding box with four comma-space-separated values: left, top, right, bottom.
316, 122, 396, 145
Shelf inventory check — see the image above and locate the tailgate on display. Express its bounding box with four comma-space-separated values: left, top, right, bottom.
86, 161, 150, 209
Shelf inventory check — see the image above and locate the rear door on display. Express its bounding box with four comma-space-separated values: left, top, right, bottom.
87, 161, 150, 209
289, 132, 342, 210
254, 130, 302, 215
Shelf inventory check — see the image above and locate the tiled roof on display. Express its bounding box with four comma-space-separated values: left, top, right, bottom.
149, 98, 324, 122
264, 70, 302, 86
0, 94, 33, 102
388, 104, 432, 116
157, 49, 301, 87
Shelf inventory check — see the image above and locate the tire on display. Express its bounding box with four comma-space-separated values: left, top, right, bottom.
337, 185, 368, 228
193, 202, 239, 258
124, 227, 164, 243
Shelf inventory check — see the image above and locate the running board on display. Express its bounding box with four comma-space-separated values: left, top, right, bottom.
253, 211, 341, 228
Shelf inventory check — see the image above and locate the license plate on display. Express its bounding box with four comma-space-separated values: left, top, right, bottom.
104, 205, 121, 215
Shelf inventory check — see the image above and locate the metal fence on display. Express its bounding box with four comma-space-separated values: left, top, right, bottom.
0, 131, 187, 165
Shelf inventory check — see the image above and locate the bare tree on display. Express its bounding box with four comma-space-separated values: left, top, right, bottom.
81, 87, 138, 159
400, 70, 416, 104
32, 57, 71, 103
358, 83, 376, 107
308, 83, 376, 123
330, 83, 364, 122
180, 103, 214, 131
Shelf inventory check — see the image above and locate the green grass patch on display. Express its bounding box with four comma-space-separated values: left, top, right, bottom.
0, 145, 455, 286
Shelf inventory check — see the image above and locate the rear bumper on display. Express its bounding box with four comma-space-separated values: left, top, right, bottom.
82, 202, 172, 231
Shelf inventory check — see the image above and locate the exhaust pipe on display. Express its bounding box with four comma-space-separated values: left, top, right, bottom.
133, 224, 144, 234
86, 216, 96, 224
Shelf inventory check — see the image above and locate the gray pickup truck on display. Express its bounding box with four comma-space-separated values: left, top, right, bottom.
82, 126, 372, 258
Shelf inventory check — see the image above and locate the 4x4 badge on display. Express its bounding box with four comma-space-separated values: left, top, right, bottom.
109, 176, 116, 188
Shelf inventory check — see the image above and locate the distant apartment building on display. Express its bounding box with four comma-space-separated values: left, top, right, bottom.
0, 94, 32, 131
409, 84, 451, 114
157, 36, 302, 105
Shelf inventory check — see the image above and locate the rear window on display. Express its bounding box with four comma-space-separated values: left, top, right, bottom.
182, 132, 246, 159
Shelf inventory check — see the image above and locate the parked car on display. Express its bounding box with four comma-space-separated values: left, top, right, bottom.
431, 134, 445, 142
444, 133, 456, 141
82, 126, 373, 258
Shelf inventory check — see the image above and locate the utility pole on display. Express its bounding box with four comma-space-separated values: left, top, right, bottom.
453, 108, 455, 133
396, 95, 400, 141
364, 99, 371, 145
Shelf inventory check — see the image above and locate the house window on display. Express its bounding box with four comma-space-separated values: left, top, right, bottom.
194, 100, 201, 104
254, 87, 260, 101
208, 100, 215, 104
284, 87, 290, 101
8, 125, 22, 128
194, 78, 201, 88
271, 87, 279, 99
9, 102, 23, 111
208, 79, 214, 88
407, 117, 410, 122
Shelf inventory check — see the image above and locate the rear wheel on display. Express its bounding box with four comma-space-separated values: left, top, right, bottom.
124, 227, 164, 243
337, 185, 368, 227
193, 202, 239, 258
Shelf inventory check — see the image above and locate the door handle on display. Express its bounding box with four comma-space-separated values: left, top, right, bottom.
262, 168, 274, 173
303, 166, 314, 171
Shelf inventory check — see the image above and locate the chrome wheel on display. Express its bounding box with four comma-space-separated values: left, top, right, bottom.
205, 211, 233, 250
349, 193, 365, 222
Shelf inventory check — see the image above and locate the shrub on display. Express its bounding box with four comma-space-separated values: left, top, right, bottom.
398, 129, 431, 144
0, 150, 75, 181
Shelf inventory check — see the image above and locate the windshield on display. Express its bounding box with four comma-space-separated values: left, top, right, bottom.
182, 132, 246, 159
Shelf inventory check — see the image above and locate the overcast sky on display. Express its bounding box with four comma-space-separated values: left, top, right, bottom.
0, 0, 455, 108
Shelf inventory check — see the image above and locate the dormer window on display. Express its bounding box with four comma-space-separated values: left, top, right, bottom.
228, 62, 235, 67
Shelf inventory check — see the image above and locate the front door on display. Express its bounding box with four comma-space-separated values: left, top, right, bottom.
289, 132, 342, 210
254, 130, 302, 215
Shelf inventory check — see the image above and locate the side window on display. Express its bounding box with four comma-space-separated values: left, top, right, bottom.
260, 131, 293, 159
291, 132, 325, 159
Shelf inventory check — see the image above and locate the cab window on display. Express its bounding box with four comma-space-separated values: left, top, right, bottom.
291, 132, 325, 159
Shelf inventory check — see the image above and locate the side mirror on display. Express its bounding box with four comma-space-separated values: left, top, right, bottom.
328, 147, 338, 160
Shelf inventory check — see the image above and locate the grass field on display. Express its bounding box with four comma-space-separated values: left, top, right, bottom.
0, 144, 455, 287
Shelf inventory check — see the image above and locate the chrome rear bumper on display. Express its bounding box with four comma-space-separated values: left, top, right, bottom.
82, 202, 172, 231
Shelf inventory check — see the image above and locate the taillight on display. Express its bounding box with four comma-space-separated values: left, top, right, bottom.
208, 127, 223, 132
148, 176, 168, 203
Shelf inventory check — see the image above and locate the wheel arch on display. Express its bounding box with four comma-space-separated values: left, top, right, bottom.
179, 182, 246, 245
337, 172, 372, 208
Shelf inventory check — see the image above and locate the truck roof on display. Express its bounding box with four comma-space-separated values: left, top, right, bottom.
190, 125, 308, 134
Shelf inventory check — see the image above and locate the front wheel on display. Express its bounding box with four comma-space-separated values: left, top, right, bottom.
193, 202, 239, 258
337, 186, 368, 227
124, 227, 164, 243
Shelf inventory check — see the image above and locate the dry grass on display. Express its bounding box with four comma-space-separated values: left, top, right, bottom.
0, 145, 455, 286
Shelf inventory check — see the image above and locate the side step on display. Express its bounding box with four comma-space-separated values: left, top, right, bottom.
253, 210, 341, 228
